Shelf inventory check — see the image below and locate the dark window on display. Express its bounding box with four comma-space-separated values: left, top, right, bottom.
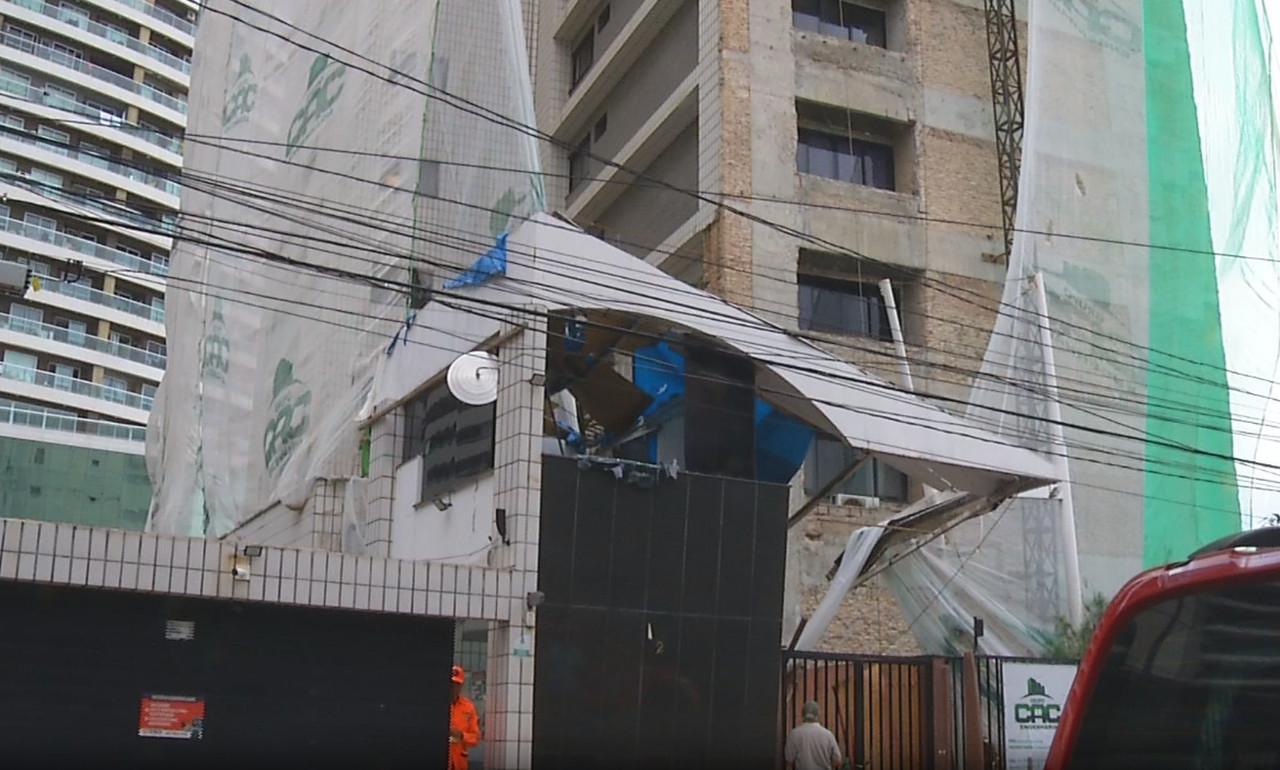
568, 135, 591, 192
570, 30, 595, 91
593, 113, 608, 141
804, 436, 907, 501
798, 274, 896, 340
1069, 577, 1280, 769
797, 126, 895, 189
597, 4, 611, 31
403, 383, 496, 503
792, 0, 887, 47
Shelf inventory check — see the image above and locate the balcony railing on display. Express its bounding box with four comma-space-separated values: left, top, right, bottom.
44, 278, 165, 324
111, 0, 196, 37
7, 0, 191, 74
0, 362, 153, 410
0, 71, 183, 154
2, 171, 178, 235
4, 122, 181, 196
0, 311, 165, 368
0, 30, 188, 114
0, 215, 169, 276
0, 398, 145, 441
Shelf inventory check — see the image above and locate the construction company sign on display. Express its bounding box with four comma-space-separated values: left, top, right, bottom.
1001, 662, 1078, 770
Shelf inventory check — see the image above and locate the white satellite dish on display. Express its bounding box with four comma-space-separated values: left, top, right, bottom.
446, 351, 499, 405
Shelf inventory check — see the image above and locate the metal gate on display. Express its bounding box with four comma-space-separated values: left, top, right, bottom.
780, 651, 936, 770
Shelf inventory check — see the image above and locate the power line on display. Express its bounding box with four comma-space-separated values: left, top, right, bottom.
10, 167, 1274, 477
2, 113, 1269, 418
202, 0, 1269, 396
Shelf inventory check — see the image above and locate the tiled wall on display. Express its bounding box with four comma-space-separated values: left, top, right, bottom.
483, 312, 545, 770
0, 518, 522, 619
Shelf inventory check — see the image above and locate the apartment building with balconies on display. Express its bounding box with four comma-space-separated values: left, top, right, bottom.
0, 0, 193, 528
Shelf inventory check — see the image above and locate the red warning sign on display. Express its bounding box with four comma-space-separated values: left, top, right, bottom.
138, 694, 205, 740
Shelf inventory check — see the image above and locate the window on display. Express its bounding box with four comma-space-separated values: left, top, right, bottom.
4, 25, 38, 54
23, 212, 58, 234
43, 84, 78, 112
593, 113, 608, 142
3, 349, 37, 382
103, 374, 129, 402
0, 112, 23, 130
568, 135, 591, 192
804, 436, 908, 501
9, 303, 43, 334
0, 68, 29, 98
56, 4, 91, 30
402, 382, 496, 503
796, 101, 898, 190
29, 167, 63, 191
1069, 578, 1280, 769
49, 41, 85, 66
103, 23, 130, 46
798, 273, 897, 340
598, 4, 611, 31
51, 363, 78, 388
79, 141, 110, 168
38, 126, 70, 155
65, 319, 86, 345
0, 157, 16, 176
792, 0, 887, 47
145, 339, 165, 367
570, 29, 595, 91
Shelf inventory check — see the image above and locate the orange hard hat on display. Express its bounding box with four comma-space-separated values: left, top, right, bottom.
451, 665, 465, 684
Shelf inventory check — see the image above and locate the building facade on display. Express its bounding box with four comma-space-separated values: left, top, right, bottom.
0, 0, 194, 527
533, 0, 1023, 652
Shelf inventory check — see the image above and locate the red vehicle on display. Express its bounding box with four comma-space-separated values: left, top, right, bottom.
1045, 528, 1280, 769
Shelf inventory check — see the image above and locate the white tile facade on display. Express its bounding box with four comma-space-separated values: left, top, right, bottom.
0, 517, 524, 620
0, 312, 551, 769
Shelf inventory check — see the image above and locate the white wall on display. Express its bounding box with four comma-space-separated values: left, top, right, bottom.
390, 456, 495, 565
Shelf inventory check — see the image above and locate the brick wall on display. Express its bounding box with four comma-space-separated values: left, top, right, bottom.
785, 503, 922, 655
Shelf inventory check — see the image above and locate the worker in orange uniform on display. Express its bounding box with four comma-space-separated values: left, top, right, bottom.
449, 665, 481, 770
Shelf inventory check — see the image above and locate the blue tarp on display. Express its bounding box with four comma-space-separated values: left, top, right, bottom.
632, 341, 685, 417
443, 233, 509, 289
754, 400, 815, 483
632, 341, 813, 479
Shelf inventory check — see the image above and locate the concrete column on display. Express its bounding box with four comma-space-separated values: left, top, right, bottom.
482, 307, 546, 770
700, 0, 754, 308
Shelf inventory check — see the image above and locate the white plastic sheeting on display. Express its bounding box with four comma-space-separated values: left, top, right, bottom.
147, 0, 541, 536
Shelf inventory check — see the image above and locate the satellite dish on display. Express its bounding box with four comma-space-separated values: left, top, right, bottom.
446, 351, 499, 405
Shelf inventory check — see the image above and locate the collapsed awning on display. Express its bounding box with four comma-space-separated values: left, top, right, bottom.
524, 215, 1059, 493
371, 214, 1062, 498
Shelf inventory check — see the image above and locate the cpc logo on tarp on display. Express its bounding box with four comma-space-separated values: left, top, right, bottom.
263, 358, 311, 476
1014, 677, 1063, 727
286, 53, 347, 158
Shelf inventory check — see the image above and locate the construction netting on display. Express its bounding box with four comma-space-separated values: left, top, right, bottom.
873, 0, 1280, 655
146, 0, 542, 536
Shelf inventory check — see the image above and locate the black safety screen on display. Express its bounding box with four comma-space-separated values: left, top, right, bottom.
533, 456, 787, 770
0, 580, 454, 769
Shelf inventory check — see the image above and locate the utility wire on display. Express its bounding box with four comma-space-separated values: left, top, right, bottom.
9, 167, 1274, 478
198, 0, 1271, 395
1, 111, 1269, 417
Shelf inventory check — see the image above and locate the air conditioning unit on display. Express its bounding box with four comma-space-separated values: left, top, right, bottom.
831, 493, 880, 508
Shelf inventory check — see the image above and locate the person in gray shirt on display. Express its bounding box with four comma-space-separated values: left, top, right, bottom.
785, 700, 844, 770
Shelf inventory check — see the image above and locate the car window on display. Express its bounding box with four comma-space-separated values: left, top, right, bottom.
1069, 578, 1280, 769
